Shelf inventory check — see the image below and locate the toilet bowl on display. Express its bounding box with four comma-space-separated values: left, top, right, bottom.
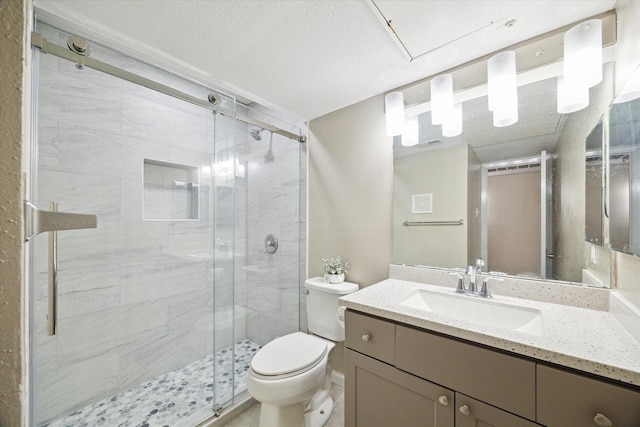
248, 277, 359, 427
248, 332, 335, 427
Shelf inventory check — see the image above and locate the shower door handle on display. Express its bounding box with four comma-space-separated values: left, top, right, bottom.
25, 201, 97, 240
25, 201, 97, 336
48, 202, 59, 336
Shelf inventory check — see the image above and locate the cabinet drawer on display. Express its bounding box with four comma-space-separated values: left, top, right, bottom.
456, 393, 540, 427
345, 310, 395, 365
537, 364, 640, 427
395, 325, 536, 421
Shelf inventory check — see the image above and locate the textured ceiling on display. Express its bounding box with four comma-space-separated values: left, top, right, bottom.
34, 0, 615, 122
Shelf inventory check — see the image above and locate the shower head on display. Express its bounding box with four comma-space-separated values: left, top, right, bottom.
250, 129, 263, 141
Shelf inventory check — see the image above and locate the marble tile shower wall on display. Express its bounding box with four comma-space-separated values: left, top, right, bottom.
237, 105, 305, 346
33, 25, 220, 424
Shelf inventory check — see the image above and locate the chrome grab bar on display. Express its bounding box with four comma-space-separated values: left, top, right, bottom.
403, 219, 464, 226
48, 201, 58, 336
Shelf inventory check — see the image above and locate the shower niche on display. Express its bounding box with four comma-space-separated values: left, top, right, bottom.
143, 158, 200, 220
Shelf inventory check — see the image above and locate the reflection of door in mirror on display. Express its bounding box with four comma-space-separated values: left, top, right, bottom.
585, 117, 604, 246
485, 158, 543, 278
609, 97, 640, 255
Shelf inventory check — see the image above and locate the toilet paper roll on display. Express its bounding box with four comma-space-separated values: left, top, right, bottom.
336, 306, 346, 328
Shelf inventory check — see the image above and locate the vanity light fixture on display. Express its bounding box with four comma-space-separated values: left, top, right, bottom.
558, 19, 602, 113
564, 19, 603, 89
614, 67, 640, 104
430, 73, 454, 126
557, 75, 589, 113
385, 91, 405, 136
442, 103, 463, 137
487, 51, 518, 127
401, 115, 419, 146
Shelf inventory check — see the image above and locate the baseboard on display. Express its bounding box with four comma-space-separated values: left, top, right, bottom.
331, 370, 344, 388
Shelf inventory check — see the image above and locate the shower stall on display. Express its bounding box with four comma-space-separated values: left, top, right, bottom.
28, 21, 305, 427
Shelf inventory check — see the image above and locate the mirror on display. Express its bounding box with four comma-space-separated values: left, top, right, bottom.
393, 64, 615, 284
608, 95, 640, 256
585, 117, 605, 246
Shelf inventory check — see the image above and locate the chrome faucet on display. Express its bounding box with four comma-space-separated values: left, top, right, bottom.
479, 276, 504, 298
448, 271, 466, 293
465, 264, 478, 293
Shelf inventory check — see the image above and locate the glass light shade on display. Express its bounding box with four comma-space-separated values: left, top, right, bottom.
430, 74, 454, 125
564, 19, 602, 89
385, 92, 405, 136
557, 76, 589, 113
492, 102, 518, 127
488, 51, 518, 127
401, 115, 419, 146
614, 70, 640, 104
442, 103, 463, 137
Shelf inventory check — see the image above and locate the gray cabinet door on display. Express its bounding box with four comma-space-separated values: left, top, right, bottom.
537, 364, 640, 427
345, 348, 454, 427
455, 394, 541, 427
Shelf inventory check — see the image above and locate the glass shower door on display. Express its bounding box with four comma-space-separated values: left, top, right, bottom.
30, 22, 223, 427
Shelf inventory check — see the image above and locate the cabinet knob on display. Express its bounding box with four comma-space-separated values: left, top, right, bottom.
459, 405, 470, 417
438, 395, 448, 406
361, 334, 370, 342
594, 413, 612, 427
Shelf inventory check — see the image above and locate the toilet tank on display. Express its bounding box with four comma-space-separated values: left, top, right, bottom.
305, 277, 359, 341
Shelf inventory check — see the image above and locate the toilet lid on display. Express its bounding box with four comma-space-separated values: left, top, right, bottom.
251, 332, 328, 376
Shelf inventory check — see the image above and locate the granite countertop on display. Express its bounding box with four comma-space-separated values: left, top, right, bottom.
339, 278, 640, 387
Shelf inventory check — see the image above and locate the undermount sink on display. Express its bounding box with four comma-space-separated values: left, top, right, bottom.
399, 289, 545, 335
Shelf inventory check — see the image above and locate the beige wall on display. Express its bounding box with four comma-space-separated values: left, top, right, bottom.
0, 0, 29, 425
308, 94, 393, 287
392, 145, 468, 268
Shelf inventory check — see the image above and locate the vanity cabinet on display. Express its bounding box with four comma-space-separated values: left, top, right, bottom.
345, 348, 455, 426
396, 324, 536, 420
345, 310, 538, 427
345, 309, 640, 427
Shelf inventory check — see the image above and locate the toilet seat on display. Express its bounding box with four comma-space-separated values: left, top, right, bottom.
251, 332, 328, 380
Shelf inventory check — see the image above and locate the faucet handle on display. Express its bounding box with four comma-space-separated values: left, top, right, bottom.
448, 271, 466, 293
480, 276, 503, 298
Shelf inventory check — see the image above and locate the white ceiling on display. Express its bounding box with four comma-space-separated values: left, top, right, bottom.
34, 0, 616, 122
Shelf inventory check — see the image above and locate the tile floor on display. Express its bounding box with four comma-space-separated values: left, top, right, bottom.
40, 340, 261, 427
222, 382, 344, 427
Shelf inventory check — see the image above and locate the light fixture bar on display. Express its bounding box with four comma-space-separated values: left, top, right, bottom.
402, 11, 615, 118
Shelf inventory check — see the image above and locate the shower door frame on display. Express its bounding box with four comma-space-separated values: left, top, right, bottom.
27, 20, 229, 427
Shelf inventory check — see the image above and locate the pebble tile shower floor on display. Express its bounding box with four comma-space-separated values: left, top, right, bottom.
39, 340, 261, 427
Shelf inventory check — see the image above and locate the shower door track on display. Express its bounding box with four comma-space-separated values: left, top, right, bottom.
31, 31, 306, 143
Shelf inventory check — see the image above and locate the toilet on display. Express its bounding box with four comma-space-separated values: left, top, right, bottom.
248, 277, 359, 427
